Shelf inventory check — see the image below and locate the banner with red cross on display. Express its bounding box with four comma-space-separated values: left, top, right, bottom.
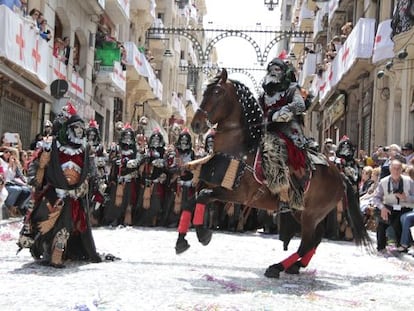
0, 6, 48, 84
52, 55, 68, 81
319, 18, 375, 103
70, 71, 85, 100
112, 61, 126, 93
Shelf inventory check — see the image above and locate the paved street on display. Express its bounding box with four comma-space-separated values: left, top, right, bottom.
1, 219, 414, 311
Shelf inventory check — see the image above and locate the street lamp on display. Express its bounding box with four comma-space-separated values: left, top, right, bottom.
264, 0, 279, 11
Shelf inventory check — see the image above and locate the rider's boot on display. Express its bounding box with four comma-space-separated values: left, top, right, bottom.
193, 203, 212, 246
175, 210, 192, 254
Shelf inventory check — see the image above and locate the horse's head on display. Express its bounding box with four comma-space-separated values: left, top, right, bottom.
191, 69, 236, 134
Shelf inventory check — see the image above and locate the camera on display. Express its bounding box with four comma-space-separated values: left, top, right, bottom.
0, 176, 4, 185
383, 147, 389, 152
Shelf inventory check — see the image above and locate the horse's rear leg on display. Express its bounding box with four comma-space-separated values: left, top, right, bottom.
265, 220, 325, 278
193, 202, 212, 245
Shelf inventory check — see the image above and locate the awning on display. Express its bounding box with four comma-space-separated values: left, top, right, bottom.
0, 63, 55, 103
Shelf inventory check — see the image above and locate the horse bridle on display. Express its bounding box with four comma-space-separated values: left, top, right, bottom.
196, 84, 224, 128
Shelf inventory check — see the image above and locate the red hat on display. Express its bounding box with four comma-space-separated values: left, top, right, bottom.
88, 119, 99, 129
181, 127, 190, 134
123, 122, 133, 130
65, 102, 77, 115
277, 49, 288, 60
340, 135, 349, 142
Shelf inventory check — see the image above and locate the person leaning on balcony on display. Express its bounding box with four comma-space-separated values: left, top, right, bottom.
38, 18, 51, 42
53, 37, 65, 61
372, 159, 414, 252
25, 8, 40, 30
0, 0, 21, 13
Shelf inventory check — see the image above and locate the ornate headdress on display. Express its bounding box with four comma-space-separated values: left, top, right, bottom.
86, 119, 101, 146
148, 128, 165, 149
176, 128, 192, 151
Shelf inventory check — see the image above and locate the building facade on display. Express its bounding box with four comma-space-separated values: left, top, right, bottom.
0, 0, 208, 148
287, 0, 414, 153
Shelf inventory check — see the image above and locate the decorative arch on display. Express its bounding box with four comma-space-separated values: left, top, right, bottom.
147, 27, 204, 64
147, 27, 312, 66
204, 31, 262, 64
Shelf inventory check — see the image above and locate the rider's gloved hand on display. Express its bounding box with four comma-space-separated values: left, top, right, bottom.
271, 107, 293, 122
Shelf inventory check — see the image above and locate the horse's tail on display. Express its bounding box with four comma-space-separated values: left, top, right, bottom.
341, 174, 373, 251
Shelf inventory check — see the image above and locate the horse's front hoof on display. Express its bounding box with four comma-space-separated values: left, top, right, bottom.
285, 262, 301, 274
264, 263, 283, 278
175, 239, 190, 254
196, 227, 212, 246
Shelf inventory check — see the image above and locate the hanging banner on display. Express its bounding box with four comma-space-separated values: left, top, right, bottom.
0, 5, 49, 85
70, 72, 85, 100
372, 19, 395, 63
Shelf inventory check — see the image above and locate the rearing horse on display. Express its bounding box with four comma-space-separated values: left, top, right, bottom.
191, 69, 372, 278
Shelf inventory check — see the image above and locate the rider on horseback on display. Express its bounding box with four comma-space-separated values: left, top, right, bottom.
259, 56, 307, 208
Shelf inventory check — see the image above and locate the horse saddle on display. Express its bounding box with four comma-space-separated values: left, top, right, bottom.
253, 148, 328, 185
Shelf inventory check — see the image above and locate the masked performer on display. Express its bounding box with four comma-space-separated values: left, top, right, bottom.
258, 56, 307, 208
86, 120, 107, 226
175, 130, 213, 254
17, 103, 101, 268
103, 124, 141, 226
136, 128, 167, 226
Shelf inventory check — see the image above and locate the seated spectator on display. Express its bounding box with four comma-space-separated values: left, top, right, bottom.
1, 132, 22, 151
359, 166, 374, 196
372, 160, 414, 252
399, 209, 414, 253
0, 146, 31, 217
402, 143, 414, 164
380, 144, 406, 179
0, 166, 9, 211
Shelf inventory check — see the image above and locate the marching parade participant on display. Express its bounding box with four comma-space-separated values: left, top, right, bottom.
17, 103, 101, 268
102, 124, 141, 226
136, 128, 167, 227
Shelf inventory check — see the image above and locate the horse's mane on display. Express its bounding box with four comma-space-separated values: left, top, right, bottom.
205, 77, 263, 152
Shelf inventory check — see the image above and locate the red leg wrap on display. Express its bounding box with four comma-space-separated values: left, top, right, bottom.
300, 248, 316, 267
281, 252, 300, 270
193, 203, 205, 226
178, 210, 192, 234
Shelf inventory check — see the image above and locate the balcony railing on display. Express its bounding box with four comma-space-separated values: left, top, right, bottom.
52, 56, 68, 81
105, 0, 129, 24
94, 61, 125, 96
124, 41, 161, 100
69, 71, 85, 100
313, 2, 328, 41
318, 18, 376, 103
299, 52, 317, 86
0, 5, 49, 87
